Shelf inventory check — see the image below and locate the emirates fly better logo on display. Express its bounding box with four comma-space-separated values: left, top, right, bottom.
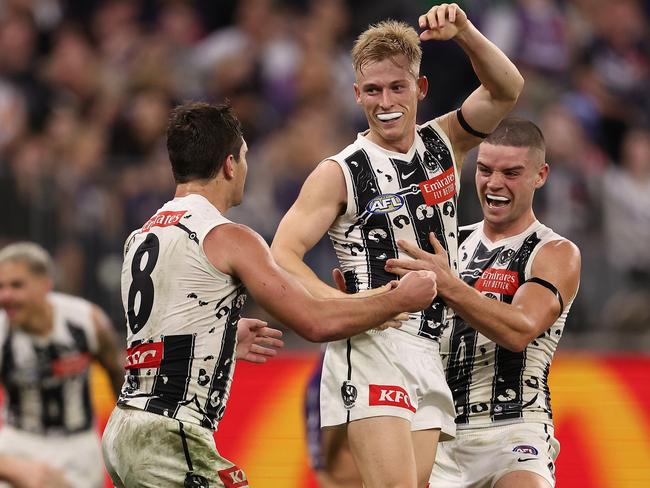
419, 167, 456, 206
475, 268, 519, 295
142, 210, 187, 232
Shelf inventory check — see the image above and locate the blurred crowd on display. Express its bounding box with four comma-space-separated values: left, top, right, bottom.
1, 0, 649, 346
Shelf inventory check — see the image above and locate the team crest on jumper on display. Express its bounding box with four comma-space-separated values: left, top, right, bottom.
366, 194, 405, 214
341, 380, 358, 409
513, 445, 539, 455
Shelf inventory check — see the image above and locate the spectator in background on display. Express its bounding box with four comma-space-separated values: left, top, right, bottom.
601, 127, 650, 332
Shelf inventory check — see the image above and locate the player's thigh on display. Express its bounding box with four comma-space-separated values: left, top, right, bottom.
321, 426, 362, 486
495, 470, 551, 488
411, 428, 440, 487
347, 416, 417, 488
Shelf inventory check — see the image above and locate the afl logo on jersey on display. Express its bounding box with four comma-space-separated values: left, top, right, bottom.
366, 194, 404, 214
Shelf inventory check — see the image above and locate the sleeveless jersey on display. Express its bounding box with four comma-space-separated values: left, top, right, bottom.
328, 120, 460, 341
118, 194, 246, 431
442, 220, 574, 428
0, 293, 98, 435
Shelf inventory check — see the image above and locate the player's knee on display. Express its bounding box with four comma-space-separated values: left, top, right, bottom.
495, 470, 552, 488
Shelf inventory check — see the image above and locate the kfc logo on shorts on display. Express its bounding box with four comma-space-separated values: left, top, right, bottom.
217, 465, 248, 488
369, 384, 416, 413
341, 380, 357, 409
419, 167, 456, 206
512, 445, 539, 456
125, 342, 163, 369
475, 268, 519, 295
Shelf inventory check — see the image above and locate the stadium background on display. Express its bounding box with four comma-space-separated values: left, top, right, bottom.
1, 0, 649, 486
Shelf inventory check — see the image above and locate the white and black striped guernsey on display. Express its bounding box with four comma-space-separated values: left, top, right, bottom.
442, 220, 574, 429
328, 120, 460, 341
0, 293, 98, 435
118, 194, 246, 431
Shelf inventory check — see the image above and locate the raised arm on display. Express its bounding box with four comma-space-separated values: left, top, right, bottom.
206, 223, 437, 343
386, 234, 580, 352
419, 3, 524, 161
271, 160, 348, 298
91, 305, 125, 398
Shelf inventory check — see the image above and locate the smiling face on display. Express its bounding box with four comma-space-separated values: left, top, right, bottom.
354, 54, 427, 154
475, 143, 548, 238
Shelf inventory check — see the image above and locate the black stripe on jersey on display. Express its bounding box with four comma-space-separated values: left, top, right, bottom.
66, 321, 93, 432
446, 315, 480, 423
38, 343, 65, 430
418, 125, 454, 173
145, 334, 196, 418
542, 361, 552, 417
345, 149, 399, 289
0, 330, 22, 429
343, 270, 360, 293
490, 232, 541, 423
458, 227, 474, 246
174, 222, 199, 244
449, 241, 503, 424
389, 151, 454, 340
204, 286, 247, 428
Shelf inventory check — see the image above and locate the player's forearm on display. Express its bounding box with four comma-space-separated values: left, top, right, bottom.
271, 246, 344, 299
442, 278, 537, 352
308, 290, 406, 342
454, 22, 524, 103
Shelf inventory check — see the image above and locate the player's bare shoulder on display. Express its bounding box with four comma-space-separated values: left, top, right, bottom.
535, 238, 581, 272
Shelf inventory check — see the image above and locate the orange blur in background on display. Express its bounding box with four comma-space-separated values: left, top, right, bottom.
86, 352, 650, 487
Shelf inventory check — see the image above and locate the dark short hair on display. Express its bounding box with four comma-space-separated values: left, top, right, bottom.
485, 118, 545, 154
167, 102, 243, 183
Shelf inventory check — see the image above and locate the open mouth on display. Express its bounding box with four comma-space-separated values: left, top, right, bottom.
376, 112, 403, 122
486, 194, 511, 208
3, 307, 19, 320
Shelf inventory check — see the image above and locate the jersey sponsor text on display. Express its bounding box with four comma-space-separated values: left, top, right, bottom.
369, 384, 416, 413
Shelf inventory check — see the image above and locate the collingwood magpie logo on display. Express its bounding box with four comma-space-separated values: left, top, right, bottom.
341, 380, 358, 409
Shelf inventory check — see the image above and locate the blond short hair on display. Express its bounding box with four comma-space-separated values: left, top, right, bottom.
0, 242, 54, 277
351, 20, 422, 78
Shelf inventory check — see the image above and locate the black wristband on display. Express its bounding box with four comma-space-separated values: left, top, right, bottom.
456, 108, 490, 138
525, 276, 564, 314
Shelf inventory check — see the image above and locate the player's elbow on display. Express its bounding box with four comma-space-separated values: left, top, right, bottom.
270, 242, 301, 271
501, 336, 528, 353
495, 73, 524, 105
512, 73, 525, 99
299, 325, 334, 343
500, 322, 537, 353
289, 316, 334, 343
305, 318, 351, 343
